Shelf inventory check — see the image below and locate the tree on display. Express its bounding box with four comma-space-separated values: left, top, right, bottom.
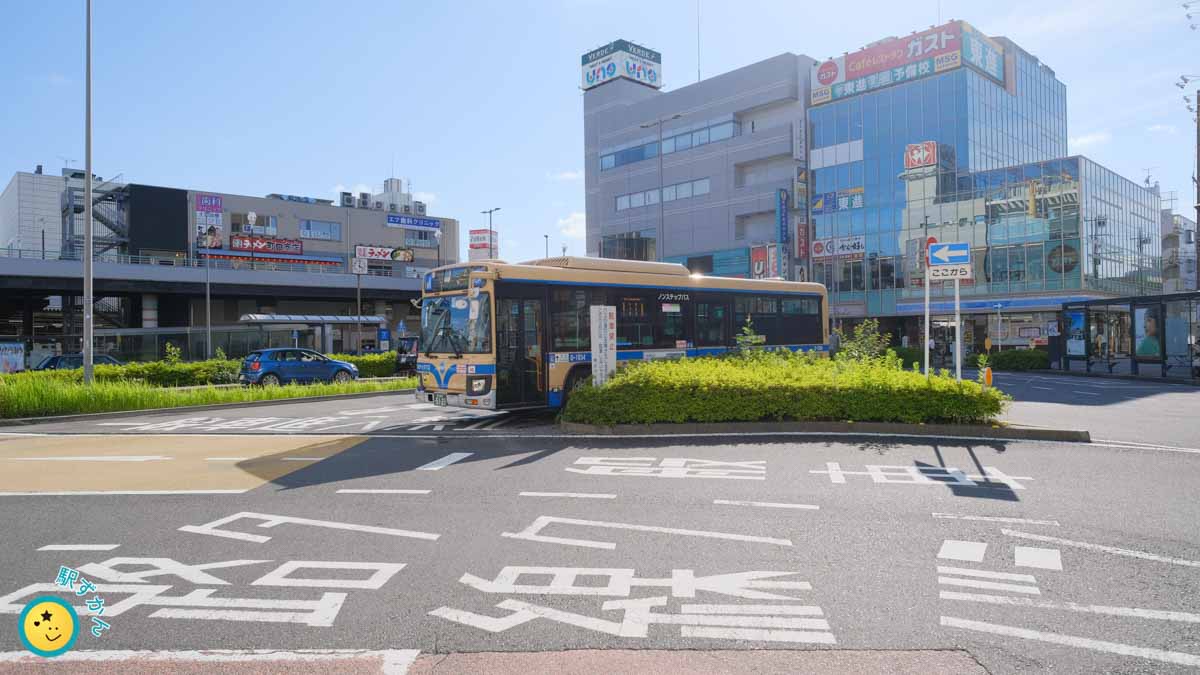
833, 319, 891, 361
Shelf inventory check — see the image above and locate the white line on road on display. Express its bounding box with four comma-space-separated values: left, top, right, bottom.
0, 490, 248, 496
1032, 386, 1053, 391
0, 649, 421, 672
417, 452, 473, 470
1003, 529, 1200, 568
940, 592, 1200, 623
484, 417, 513, 429
206, 457, 251, 461
680, 604, 824, 615
713, 500, 820, 510
940, 615, 1200, 667
501, 515, 793, 550
283, 457, 326, 462
361, 421, 382, 432
938, 576, 1041, 594
459, 417, 502, 430
519, 492, 617, 499
37, 544, 120, 551
680, 626, 836, 643
1015, 546, 1063, 571
336, 489, 431, 495
1091, 439, 1200, 455
937, 540, 987, 562
10, 455, 171, 462
1072, 390, 1101, 396
936, 566, 1038, 583
932, 513, 1060, 526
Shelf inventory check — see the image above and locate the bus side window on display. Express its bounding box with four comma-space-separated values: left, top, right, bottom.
613, 293, 654, 348
695, 300, 729, 347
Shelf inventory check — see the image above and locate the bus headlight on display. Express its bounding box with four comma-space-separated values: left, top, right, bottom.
467, 375, 491, 395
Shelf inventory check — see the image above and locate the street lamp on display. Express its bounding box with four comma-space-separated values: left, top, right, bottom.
640, 113, 682, 261
544, 234, 549, 258
433, 230, 443, 268
481, 207, 500, 259
82, 0, 94, 383
994, 303, 1004, 353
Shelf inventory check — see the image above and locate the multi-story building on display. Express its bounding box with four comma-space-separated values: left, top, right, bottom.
1162, 199, 1198, 293
583, 39, 813, 276
583, 22, 1162, 353
0, 169, 458, 364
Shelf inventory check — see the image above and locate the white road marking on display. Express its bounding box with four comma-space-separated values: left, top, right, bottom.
1072, 390, 1101, 396
1003, 529, 1200, 568
250, 561, 406, 590
501, 515, 793, 550
484, 417, 513, 429
458, 567, 811, 600
519, 492, 617, 499
205, 457, 251, 461
1015, 546, 1063, 571
1091, 439, 1200, 455
941, 615, 1200, 667
0, 649, 420, 672
938, 576, 1041, 594
936, 566, 1037, 583
417, 452, 473, 470
713, 500, 819, 510
361, 421, 382, 432
1032, 385, 1053, 391
37, 544, 120, 551
459, 417, 501, 430
680, 604, 823, 615
0, 490, 248, 496
940, 591, 1200, 623
937, 540, 987, 562
680, 626, 836, 643
10, 455, 171, 462
283, 457, 325, 461
179, 511, 439, 544
933, 513, 1060, 526
337, 489, 431, 495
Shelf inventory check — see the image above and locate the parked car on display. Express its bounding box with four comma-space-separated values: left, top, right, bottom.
395, 336, 419, 375
239, 348, 358, 386
33, 354, 124, 370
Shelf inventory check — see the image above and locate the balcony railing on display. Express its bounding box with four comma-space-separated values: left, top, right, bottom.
0, 248, 421, 278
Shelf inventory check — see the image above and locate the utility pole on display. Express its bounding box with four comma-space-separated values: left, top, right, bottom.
82, 0, 94, 383
641, 114, 681, 261
205, 259, 212, 359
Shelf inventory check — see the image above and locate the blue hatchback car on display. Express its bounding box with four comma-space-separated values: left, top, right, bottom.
239, 348, 358, 386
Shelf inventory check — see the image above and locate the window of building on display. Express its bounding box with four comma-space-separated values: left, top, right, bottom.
693, 178, 711, 196
662, 184, 677, 202
616, 195, 630, 211
630, 192, 645, 208
406, 230, 436, 248
230, 213, 278, 237
676, 181, 693, 200
686, 255, 714, 274
600, 230, 656, 261
299, 219, 342, 241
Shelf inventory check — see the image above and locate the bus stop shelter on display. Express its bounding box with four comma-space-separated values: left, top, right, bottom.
1060, 291, 1200, 381
239, 314, 387, 353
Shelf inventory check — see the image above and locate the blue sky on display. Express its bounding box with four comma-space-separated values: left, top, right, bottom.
1, 0, 1195, 262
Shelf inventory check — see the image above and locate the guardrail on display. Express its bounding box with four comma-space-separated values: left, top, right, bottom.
0, 248, 420, 278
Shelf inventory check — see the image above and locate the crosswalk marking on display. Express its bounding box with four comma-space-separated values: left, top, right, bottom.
937, 540, 987, 562
417, 453, 473, 471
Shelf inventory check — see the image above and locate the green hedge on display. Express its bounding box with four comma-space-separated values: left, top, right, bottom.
0, 359, 242, 387
0, 376, 417, 419
891, 347, 923, 370
562, 351, 1009, 426
977, 349, 1049, 371
327, 351, 398, 378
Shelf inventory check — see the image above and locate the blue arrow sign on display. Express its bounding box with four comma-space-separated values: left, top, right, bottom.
928, 242, 971, 265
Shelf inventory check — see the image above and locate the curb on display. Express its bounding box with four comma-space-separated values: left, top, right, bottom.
1028, 369, 1200, 386
0, 389, 416, 426
558, 420, 1090, 443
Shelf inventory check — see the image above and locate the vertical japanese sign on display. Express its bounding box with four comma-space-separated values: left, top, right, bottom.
794, 166, 810, 261
195, 193, 223, 250
589, 306, 617, 386
767, 244, 779, 279
776, 188, 790, 279
750, 246, 769, 279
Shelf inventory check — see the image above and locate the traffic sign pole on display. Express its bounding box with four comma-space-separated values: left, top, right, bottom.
923, 265, 930, 379
954, 278, 961, 381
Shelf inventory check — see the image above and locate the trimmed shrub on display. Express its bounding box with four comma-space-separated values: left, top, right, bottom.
327, 351, 398, 378
561, 351, 1009, 426
891, 347, 923, 370
0, 359, 242, 387
987, 348, 1048, 371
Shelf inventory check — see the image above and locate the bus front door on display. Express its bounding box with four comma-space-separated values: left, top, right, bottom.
496, 297, 545, 407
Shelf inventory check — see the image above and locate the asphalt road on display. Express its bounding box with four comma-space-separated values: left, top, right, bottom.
0, 376, 1197, 672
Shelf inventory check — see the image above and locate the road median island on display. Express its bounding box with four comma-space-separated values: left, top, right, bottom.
559, 351, 1085, 442
0, 376, 417, 421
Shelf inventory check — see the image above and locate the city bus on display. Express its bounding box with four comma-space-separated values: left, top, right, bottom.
415, 256, 828, 410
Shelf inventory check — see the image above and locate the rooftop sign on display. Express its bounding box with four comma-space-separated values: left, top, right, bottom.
582, 39, 662, 90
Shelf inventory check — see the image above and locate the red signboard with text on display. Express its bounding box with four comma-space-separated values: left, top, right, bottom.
230, 235, 303, 255
904, 141, 938, 169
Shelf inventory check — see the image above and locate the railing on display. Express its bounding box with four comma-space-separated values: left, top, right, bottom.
0, 248, 421, 278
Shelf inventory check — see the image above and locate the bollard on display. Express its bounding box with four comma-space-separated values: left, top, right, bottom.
983, 367, 993, 389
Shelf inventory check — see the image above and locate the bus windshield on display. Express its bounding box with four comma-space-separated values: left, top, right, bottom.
420, 293, 492, 355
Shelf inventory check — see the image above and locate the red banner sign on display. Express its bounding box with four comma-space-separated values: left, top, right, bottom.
230, 235, 303, 255
904, 141, 938, 169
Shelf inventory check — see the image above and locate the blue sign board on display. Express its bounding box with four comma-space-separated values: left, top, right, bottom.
776, 189, 790, 245
378, 328, 391, 343
387, 214, 440, 231
928, 242, 971, 265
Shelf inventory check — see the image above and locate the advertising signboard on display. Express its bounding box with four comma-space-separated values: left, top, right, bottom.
904, 141, 938, 170
589, 306, 617, 386
1065, 310, 1086, 356
195, 193, 224, 249
811, 21, 984, 105
767, 243, 779, 279
750, 245, 769, 278
468, 229, 495, 250
230, 236, 303, 255
776, 189, 790, 246
386, 214, 440, 231
811, 187, 864, 215
355, 245, 413, 262
1133, 305, 1163, 362
0, 342, 24, 373
961, 22, 1005, 84
581, 39, 662, 91
811, 235, 866, 259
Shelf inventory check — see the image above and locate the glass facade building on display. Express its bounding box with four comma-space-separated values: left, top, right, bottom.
805, 35, 1159, 349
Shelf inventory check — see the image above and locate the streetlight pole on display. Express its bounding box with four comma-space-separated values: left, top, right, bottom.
481, 207, 500, 259
995, 303, 1004, 353
641, 114, 681, 261
434, 230, 442, 267
544, 234, 549, 258
82, 0, 94, 384
205, 259, 212, 359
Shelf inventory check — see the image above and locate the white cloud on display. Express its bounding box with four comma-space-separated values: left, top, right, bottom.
1068, 131, 1111, 151
547, 169, 584, 182
558, 212, 586, 239
1146, 124, 1177, 134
